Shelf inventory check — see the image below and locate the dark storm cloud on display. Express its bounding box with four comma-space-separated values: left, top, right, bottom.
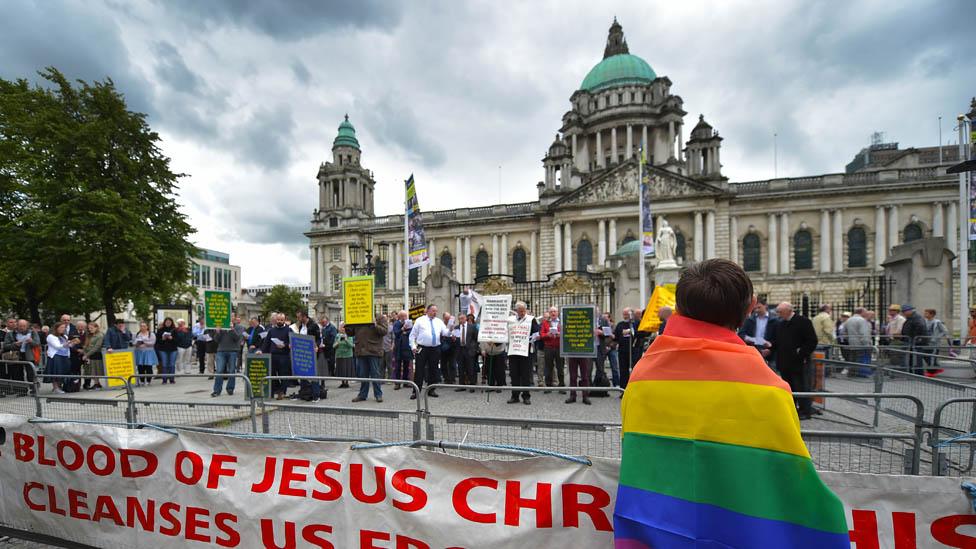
234, 105, 296, 171
291, 59, 312, 85
0, 1, 153, 115
164, 0, 403, 39
356, 94, 446, 167
151, 41, 204, 94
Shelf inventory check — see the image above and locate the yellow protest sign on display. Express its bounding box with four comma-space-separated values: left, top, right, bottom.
638, 284, 677, 333
343, 275, 375, 325
103, 350, 135, 388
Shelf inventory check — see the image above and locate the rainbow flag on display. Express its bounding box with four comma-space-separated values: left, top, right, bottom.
614, 314, 849, 548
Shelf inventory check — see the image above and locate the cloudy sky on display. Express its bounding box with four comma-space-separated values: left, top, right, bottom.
2, 0, 972, 286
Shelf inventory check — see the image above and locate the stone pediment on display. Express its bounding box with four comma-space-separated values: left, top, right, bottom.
553, 162, 723, 208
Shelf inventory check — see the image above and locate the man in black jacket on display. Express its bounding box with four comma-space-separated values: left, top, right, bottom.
769, 302, 818, 419
900, 304, 927, 375
614, 308, 640, 388
454, 313, 479, 391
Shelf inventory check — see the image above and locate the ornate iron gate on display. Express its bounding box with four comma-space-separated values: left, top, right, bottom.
457, 271, 615, 315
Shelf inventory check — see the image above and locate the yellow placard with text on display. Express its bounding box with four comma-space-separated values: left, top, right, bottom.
342, 276, 375, 325
639, 284, 677, 333
103, 351, 135, 388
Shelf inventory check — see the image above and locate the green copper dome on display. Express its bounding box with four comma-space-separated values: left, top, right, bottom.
333, 114, 360, 150
580, 53, 657, 92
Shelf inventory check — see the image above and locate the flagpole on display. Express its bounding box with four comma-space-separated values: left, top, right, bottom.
638, 145, 647, 307
403, 182, 410, 311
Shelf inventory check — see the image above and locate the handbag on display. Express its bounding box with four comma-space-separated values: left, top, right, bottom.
2, 350, 19, 361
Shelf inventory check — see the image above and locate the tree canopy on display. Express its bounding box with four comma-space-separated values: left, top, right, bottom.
260, 285, 305, 319
0, 68, 196, 323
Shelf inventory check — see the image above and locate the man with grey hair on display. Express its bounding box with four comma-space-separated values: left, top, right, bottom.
507, 301, 540, 405
841, 308, 873, 378
769, 302, 818, 419
539, 306, 564, 391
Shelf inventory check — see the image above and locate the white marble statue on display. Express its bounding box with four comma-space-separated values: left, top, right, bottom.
656, 220, 678, 266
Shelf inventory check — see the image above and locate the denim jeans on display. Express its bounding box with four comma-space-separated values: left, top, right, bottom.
607, 349, 620, 387
356, 356, 383, 399
213, 351, 237, 394
158, 350, 177, 382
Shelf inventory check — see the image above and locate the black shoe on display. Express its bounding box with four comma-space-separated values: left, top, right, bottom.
227, 391, 233, 396
469, 389, 475, 393
429, 390, 439, 398
798, 412, 813, 420
211, 392, 219, 397
565, 397, 577, 404
544, 390, 552, 394
522, 399, 531, 405
582, 398, 592, 405
409, 393, 417, 400
507, 397, 520, 404
455, 388, 466, 392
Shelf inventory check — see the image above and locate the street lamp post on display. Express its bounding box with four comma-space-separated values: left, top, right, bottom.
349, 234, 375, 276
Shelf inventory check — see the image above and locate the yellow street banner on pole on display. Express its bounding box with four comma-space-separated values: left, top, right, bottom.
638, 283, 677, 333
342, 275, 375, 325
103, 350, 135, 388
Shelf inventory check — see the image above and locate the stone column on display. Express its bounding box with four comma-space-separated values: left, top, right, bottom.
611, 127, 618, 164
596, 131, 604, 168
768, 213, 778, 274
626, 125, 633, 159
820, 210, 831, 273
564, 222, 573, 271
729, 216, 739, 263
947, 202, 958, 259
714, 146, 720, 174
491, 234, 499, 273
678, 123, 684, 159
500, 234, 508, 275
311, 246, 318, 292
455, 237, 462, 278
832, 210, 843, 273
571, 134, 577, 162
609, 219, 618, 255
597, 220, 607, 265
779, 212, 790, 275
530, 231, 538, 280
874, 206, 887, 270
705, 211, 716, 259
694, 211, 704, 261
933, 202, 945, 237
887, 205, 899, 251
668, 120, 675, 158
641, 126, 649, 153
554, 223, 563, 272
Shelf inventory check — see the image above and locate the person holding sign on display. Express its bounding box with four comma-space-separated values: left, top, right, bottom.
258, 313, 292, 399
347, 315, 389, 403
409, 304, 450, 400
507, 302, 540, 405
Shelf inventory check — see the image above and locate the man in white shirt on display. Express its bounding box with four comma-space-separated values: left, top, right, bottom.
409, 304, 450, 400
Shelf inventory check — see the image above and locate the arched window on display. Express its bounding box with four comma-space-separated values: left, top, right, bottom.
903, 223, 923, 243
475, 250, 489, 280
794, 230, 813, 270
513, 248, 527, 282
576, 239, 593, 272
374, 259, 387, 288
409, 267, 419, 287
440, 251, 453, 273
675, 232, 686, 261
742, 234, 761, 272
847, 227, 867, 268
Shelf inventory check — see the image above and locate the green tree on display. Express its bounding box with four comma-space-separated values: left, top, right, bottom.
260, 285, 305, 319
0, 68, 197, 323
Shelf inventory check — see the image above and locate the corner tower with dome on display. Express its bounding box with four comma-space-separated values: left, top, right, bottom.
314, 115, 376, 226
541, 18, 725, 198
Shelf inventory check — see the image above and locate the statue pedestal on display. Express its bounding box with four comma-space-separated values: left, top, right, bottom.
653, 261, 681, 287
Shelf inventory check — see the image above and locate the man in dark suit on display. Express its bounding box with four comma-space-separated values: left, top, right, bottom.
454, 312, 479, 392
614, 308, 641, 388
769, 302, 818, 419
739, 299, 777, 359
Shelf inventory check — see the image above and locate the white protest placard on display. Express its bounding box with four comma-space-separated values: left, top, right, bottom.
507, 315, 535, 357
477, 294, 512, 344
0, 414, 618, 548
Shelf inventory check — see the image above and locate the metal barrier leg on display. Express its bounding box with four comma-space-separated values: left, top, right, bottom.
261, 399, 270, 434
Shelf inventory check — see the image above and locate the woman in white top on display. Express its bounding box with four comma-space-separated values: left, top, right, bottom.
133, 322, 158, 386
45, 322, 75, 394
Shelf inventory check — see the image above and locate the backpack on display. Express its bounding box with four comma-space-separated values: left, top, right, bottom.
62, 377, 81, 393
589, 364, 611, 397
297, 382, 316, 401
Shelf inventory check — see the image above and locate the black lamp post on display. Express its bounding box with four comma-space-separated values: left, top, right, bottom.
350, 234, 375, 275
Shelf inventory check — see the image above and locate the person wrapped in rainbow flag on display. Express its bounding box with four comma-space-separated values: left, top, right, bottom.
615, 259, 849, 548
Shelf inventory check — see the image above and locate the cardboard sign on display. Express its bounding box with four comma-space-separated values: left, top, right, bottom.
477, 295, 512, 343
638, 284, 676, 333
245, 354, 270, 399
342, 276, 374, 326
560, 304, 597, 358
103, 351, 135, 388
204, 291, 232, 329
409, 305, 426, 321
288, 333, 317, 377
507, 315, 535, 357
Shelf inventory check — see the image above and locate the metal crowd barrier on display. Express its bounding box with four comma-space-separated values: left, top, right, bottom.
928, 397, 976, 476
128, 373, 256, 433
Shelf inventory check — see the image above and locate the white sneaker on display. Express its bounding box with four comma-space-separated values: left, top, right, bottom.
53, 389, 66, 394
840, 368, 849, 376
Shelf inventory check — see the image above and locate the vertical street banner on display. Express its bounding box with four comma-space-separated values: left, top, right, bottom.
103, 350, 135, 388
969, 172, 976, 241
245, 354, 270, 398
204, 290, 231, 329
288, 333, 317, 377
405, 174, 431, 269
560, 304, 597, 358
342, 275, 375, 326
477, 294, 512, 343
640, 150, 655, 256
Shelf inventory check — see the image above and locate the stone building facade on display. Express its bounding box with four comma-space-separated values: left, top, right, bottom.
306, 20, 968, 328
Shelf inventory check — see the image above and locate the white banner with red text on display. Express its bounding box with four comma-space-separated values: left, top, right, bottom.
0, 414, 618, 549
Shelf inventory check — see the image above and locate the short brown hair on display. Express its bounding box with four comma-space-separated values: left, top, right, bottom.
676, 259, 753, 330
